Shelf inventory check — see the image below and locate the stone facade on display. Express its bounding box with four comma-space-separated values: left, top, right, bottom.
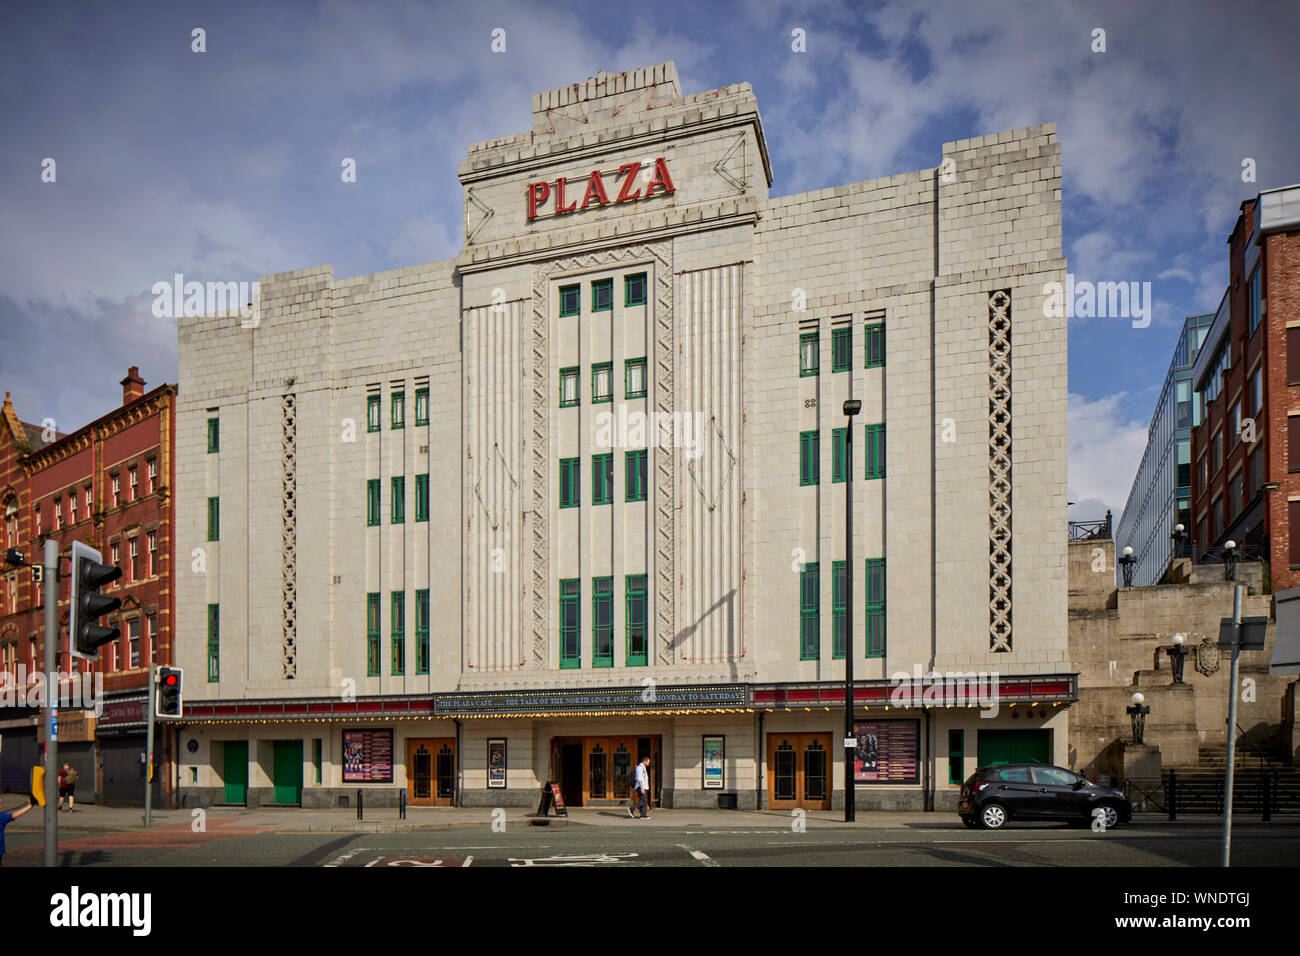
175, 62, 1070, 812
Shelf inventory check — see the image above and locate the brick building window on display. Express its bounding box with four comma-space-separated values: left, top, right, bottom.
1229, 401, 1241, 447
1289, 329, 1300, 385
129, 538, 139, 582
33, 503, 40, 536
128, 466, 138, 502
54, 499, 62, 530
1211, 429, 1222, 475
84, 483, 92, 513
69, 490, 77, 524
147, 459, 157, 493
147, 613, 157, 664
147, 531, 157, 577
110, 543, 120, 584
1250, 444, 1265, 499
1291, 417, 1300, 473
1251, 366, 1264, 415
800, 562, 820, 660
1292, 502, 1300, 566
5, 501, 16, 548
1247, 267, 1262, 336
800, 430, 819, 485
111, 474, 120, 507
128, 618, 141, 668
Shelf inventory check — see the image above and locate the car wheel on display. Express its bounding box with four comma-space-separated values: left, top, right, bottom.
961, 816, 976, 828
979, 803, 1008, 830
1099, 803, 1122, 829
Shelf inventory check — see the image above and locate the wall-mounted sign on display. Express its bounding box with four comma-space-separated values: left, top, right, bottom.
434, 683, 747, 717
488, 738, 507, 789
702, 736, 724, 789
526, 158, 675, 220
853, 720, 920, 784
343, 728, 394, 783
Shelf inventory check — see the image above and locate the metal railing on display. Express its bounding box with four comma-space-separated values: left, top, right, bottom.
1069, 510, 1112, 542
1127, 768, 1300, 820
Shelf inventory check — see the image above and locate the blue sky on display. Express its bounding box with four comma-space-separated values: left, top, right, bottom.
1, 0, 1297, 521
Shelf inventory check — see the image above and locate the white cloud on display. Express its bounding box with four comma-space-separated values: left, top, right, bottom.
1068, 391, 1151, 522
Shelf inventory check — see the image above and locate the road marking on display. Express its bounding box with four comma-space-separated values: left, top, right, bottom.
508, 852, 639, 867
323, 848, 365, 868
677, 844, 719, 867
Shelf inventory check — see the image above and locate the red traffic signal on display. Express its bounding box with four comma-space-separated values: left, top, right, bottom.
156, 666, 183, 719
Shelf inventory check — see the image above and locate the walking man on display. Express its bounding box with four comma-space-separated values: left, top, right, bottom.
56, 761, 78, 812
0, 796, 36, 866
632, 755, 651, 819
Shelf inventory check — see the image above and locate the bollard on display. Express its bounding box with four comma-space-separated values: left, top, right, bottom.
357, 788, 363, 821
1262, 770, 1273, 823
1167, 769, 1177, 822
399, 787, 407, 820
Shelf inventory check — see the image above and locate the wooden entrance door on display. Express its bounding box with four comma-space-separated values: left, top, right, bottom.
562, 735, 659, 806
767, 733, 832, 810
407, 738, 455, 806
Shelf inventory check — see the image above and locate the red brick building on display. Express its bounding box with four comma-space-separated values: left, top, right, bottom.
1191, 184, 1300, 589
0, 368, 177, 805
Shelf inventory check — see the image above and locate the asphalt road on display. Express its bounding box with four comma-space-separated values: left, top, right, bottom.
4, 821, 1298, 867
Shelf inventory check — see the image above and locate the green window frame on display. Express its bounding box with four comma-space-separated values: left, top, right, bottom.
391, 476, 405, 524
313, 739, 322, 784
592, 453, 614, 505
626, 573, 648, 666
592, 576, 614, 668
559, 284, 580, 318
391, 391, 405, 429
625, 272, 647, 307
625, 357, 647, 399
832, 428, 850, 483
592, 278, 613, 313
414, 387, 429, 426
367, 394, 381, 432
415, 474, 429, 522
626, 450, 647, 502
832, 560, 847, 660
391, 591, 405, 676
865, 424, 885, 479
559, 366, 580, 407
560, 457, 581, 508
206, 604, 220, 682
207, 417, 219, 453
559, 579, 580, 668
800, 430, 820, 486
366, 592, 380, 677
415, 589, 430, 675
800, 562, 820, 660
207, 496, 220, 542
865, 558, 886, 658
865, 322, 885, 368
832, 326, 852, 372
800, 331, 819, 377
948, 729, 964, 785
366, 479, 380, 527
592, 362, 613, 404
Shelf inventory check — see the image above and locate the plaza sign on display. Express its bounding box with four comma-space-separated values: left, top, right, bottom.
526, 158, 675, 220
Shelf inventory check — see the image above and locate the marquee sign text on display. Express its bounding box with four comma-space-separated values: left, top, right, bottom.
526, 158, 675, 220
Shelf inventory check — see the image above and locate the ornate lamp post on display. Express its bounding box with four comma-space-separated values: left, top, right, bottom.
1222, 540, 1238, 582
1171, 523, 1188, 559
1119, 545, 1136, 587
1163, 632, 1190, 684
1127, 692, 1150, 744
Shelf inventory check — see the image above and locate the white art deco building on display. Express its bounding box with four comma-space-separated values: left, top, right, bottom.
174, 62, 1071, 811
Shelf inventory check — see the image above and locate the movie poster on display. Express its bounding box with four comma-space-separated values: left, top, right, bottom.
342, 729, 394, 783
488, 739, 507, 788
703, 736, 724, 788
853, 720, 920, 783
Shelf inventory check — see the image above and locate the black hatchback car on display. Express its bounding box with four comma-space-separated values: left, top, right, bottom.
958, 764, 1132, 830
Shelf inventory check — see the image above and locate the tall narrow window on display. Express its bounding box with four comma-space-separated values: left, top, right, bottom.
625, 272, 647, 307
865, 321, 886, 368
366, 593, 381, 677
1248, 267, 1262, 335
592, 278, 613, 312
415, 388, 429, 426
832, 327, 852, 372
559, 284, 580, 317
592, 454, 614, 505
800, 562, 820, 660
128, 618, 141, 668
391, 391, 405, 429
415, 474, 429, 522
415, 589, 430, 675
55, 499, 62, 530
800, 332, 819, 376
391, 476, 405, 524
207, 417, 220, 453
111, 475, 119, 506
560, 457, 581, 508
626, 450, 647, 502
865, 558, 886, 657
865, 424, 885, 479
832, 560, 847, 659
625, 357, 647, 399
391, 591, 405, 676
800, 430, 820, 485
147, 459, 158, 493
559, 579, 580, 668
207, 604, 220, 682
366, 479, 380, 526
129, 467, 138, 501
626, 574, 647, 666
129, 538, 139, 583
147, 613, 157, 664
593, 576, 613, 668
560, 367, 579, 407
367, 394, 381, 432
206, 497, 220, 541
592, 362, 613, 403
832, 428, 850, 483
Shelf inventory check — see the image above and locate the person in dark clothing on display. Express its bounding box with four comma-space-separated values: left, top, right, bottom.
0, 797, 36, 866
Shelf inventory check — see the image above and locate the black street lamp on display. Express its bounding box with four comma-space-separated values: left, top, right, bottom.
1119, 546, 1136, 587
842, 397, 861, 823
1222, 540, 1238, 582
1127, 692, 1150, 744
1171, 523, 1188, 559
1162, 632, 1190, 684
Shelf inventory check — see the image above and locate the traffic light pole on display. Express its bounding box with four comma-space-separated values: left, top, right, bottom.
144, 668, 156, 826
42, 538, 58, 868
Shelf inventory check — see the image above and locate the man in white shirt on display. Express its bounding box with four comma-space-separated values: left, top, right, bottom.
628, 756, 651, 819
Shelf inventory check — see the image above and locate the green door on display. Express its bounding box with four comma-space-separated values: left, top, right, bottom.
977, 730, 1050, 767
223, 741, 248, 805
273, 740, 303, 805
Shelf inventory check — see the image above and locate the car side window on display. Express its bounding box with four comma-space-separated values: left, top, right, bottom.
996, 767, 1031, 782
1032, 767, 1077, 787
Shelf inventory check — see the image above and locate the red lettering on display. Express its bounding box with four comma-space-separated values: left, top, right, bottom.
615, 162, 642, 202
526, 180, 551, 220
644, 157, 675, 197
554, 177, 577, 214
580, 169, 610, 209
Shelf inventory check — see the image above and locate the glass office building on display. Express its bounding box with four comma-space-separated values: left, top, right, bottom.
1116, 313, 1215, 585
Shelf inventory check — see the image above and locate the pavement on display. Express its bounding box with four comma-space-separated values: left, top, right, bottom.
1, 800, 1292, 833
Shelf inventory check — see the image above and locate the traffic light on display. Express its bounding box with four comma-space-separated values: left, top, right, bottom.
156, 666, 183, 718
69, 540, 121, 661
